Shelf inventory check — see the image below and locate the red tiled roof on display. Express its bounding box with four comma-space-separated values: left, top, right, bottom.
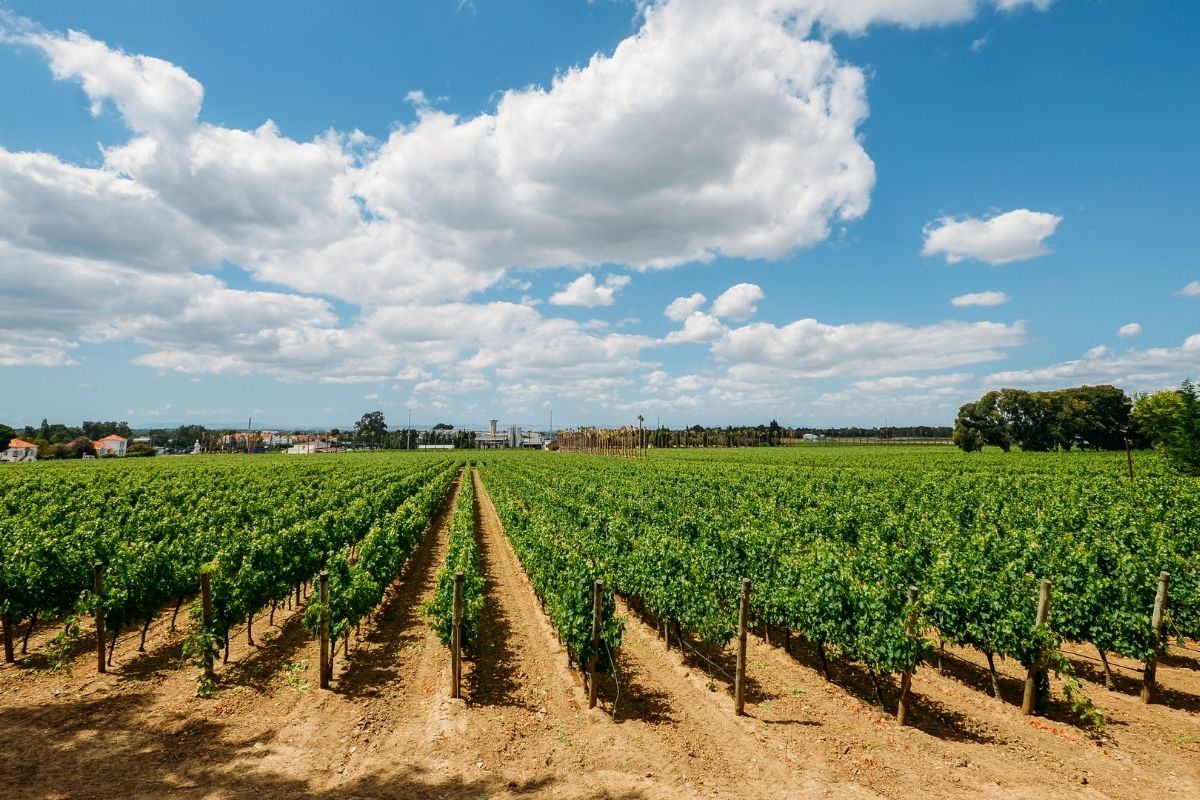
100, 434, 127, 442
8, 438, 37, 449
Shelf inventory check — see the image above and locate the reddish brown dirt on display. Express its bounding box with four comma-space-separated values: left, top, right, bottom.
2, 467, 1198, 799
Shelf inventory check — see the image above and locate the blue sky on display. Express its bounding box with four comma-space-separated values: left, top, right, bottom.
0, 0, 1196, 430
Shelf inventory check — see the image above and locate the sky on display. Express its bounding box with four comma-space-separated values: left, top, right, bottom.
0, 0, 1197, 430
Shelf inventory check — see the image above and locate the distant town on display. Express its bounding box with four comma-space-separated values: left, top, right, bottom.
1, 412, 955, 462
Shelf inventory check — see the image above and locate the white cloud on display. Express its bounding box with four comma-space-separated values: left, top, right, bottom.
711, 283, 764, 321
712, 318, 1025, 377
970, 32, 991, 52
2, 4, 882, 311
1176, 281, 1200, 297
923, 209, 1062, 265
664, 292, 706, 321
1117, 322, 1142, 338
0, 3, 1059, 419
664, 312, 727, 344
24, 28, 202, 135
983, 334, 1200, 390
779, 0, 1054, 36
951, 290, 1011, 307
549, 273, 631, 307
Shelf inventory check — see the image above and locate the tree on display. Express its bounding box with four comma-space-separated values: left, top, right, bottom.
82, 420, 133, 440
952, 421, 984, 452
953, 384, 1133, 452
954, 392, 1012, 452
1132, 388, 1185, 446
355, 411, 387, 450
1136, 380, 1200, 475
0, 424, 14, 451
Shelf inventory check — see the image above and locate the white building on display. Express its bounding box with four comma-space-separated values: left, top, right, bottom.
1, 438, 38, 462
92, 435, 128, 457
477, 419, 509, 449
287, 438, 331, 455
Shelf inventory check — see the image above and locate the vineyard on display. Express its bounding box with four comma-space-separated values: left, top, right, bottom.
479, 447, 1200, 722
0, 454, 456, 679
1, 447, 1199, 799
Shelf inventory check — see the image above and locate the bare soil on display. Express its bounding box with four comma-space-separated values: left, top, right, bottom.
2, 467, 1198, 799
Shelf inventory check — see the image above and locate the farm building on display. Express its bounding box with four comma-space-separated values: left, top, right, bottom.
475, 419, 548, 449
92, 434, 128, 457
476, 419, 510, 449
287, 437, 333, 455
1, 438, 39, 462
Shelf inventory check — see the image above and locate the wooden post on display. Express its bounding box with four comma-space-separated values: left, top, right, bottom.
588, 580, 602, 709
452, 572, 463, 699
896, 585, 919, 726
735, 578, 750, 716
94, 562, 106, 675
1142, 571, 1170, 704
1021, 579, 1052, 715
200, 572, 215, 682
319, 570, 330, 690
0, 580, 13, 664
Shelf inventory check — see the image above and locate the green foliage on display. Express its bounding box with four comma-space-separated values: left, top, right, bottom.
483, 464, 623, 672
954, 385, 1132, 452
181, 601, 221, 697
304, 461, 459, 643
0, 452, 456, 690
47, 612, 81, 673
425, 470, 484, 649
1134, 380, 1200, 474
480, 446, 1199, 701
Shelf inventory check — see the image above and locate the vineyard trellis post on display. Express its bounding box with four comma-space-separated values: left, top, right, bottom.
94, 562, 106, 675
319, 570, 330, 690
735, 578, 749, 716
1021, 579, 1052, 715
452, 572, 463, 699
896, 585, 919, 726
1, 579, 13, 664
589, 579, 602, 709
1141, 571, 1170, 704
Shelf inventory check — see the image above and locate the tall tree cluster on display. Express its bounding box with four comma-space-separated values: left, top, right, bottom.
953, 385, 1132, 452
1132, 379, 1200, 475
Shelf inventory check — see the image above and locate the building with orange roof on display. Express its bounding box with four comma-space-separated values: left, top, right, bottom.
92, 434, 128, 457
1, 438, 39, 462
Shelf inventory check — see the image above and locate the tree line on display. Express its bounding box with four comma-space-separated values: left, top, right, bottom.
953, 381, 1200, 474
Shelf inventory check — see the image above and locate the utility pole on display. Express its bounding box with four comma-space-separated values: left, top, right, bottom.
246, 417, 251, 454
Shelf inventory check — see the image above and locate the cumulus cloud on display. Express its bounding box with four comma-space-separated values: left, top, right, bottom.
0, 2, 1058, 417
711, 283, 765, 321
951, 290, 1011, 307
1117, 322, 1142, 338
664, 312, 727, 344
1176, 281, 1200, 297
549, 273, 631, 307
712, 318, 1025, 377
983, 334, 1200, 391
664, 292, 707, 321
923, 209, 1062, 265
0, 4, 882, 310
780, 0, 1054, 36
